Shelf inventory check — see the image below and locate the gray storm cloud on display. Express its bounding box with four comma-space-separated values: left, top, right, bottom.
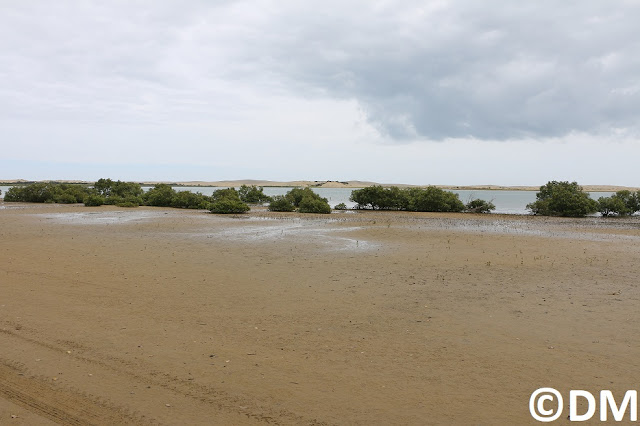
251, 1, 640, 140
1, 1, 639, 141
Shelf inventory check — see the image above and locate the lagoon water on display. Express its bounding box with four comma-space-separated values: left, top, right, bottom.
0, 185, 614, 215
155, 187, 615, 214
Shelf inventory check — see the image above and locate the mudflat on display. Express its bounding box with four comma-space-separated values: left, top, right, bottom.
1, 203, 640, 425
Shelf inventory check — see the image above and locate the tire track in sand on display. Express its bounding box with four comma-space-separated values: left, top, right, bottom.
0, 324, 331, 425
0, 361, 153, 425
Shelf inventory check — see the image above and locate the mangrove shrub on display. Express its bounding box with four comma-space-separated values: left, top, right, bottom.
526, 181, 597, 217
597, 190, 640, 217
267, 188, 331, 214
238, 185, 272, 204
350, 186, 470, 213
465, 199, 496, 214
209, 188, 250, 214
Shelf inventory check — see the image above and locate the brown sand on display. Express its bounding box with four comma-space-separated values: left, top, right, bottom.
1, 203, 640, 424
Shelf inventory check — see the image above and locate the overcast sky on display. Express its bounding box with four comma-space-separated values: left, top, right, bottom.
2, 1, 640, 185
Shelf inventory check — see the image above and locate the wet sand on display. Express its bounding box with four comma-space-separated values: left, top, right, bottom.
1, 202, 640, 424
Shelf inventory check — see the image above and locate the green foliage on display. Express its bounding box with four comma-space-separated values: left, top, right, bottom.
334, 203, 348, 210
597, 190, 640, 217
209, 187, 249, 214
89, 178, 144, 208
597, 195, 627, 217
142, 184, 211, 209
211, 188, 240, 201
58, 184, 89, 203
56, 192, 79, 204
144, 184, 177, 207
289, 188, 331, 214
210, 198, 250, 214
3, 186, 24, 202
527, 181, 598, 217
350, 185, 405, 210
465, 198, 496, 213
268, 195, 295, 212
93, 178, 114, 197
4, 179, 223, 212
285, 187, 316, 207
4, 183, 90, 203
89, 179, 144, 207
350, 186, 465, 212
298, 196, 332, 214
84, 194, 105, 206
406, 187, 465, 212
112, 181, 143, 198
238, 185, 272, 204
171, 190, 211, 209
267, 188, 331, 213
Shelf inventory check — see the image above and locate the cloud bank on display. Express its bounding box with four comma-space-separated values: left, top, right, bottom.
2, 1, 640, 184
3, 1, 640, 141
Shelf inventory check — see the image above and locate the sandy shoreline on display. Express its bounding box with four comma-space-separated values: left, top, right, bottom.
1, 179, 638, 192
2, 203, 640, 424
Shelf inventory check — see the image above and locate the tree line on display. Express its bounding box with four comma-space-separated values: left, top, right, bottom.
3, 179, 639, 217
3, 179, 254, 214
2, 180, 334, 214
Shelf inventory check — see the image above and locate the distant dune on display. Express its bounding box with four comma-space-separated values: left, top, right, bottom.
1, 179, 638, 192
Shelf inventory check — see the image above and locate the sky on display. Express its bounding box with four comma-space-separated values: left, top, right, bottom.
1, 1, 640, 186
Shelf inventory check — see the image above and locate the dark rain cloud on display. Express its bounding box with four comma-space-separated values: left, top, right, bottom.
248, 1, 640, 140
2, 1, 640, 141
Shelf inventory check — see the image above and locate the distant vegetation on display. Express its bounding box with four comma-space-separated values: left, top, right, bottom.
526, 181, 640, 217
348, 185, 495, 213
4, 179, 249, 214
144, 183, 211, 209
268, 187, 331, 214
6, 179, 639, 218
4, 182, 89, 204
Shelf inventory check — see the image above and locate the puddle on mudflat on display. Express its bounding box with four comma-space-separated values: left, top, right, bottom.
37, 210, 180, 224
403, 218, 640, 242
195, 218, 378, 252
35, 210, 377, 251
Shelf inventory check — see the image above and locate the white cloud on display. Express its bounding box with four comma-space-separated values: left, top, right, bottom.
1, 1, 640, 184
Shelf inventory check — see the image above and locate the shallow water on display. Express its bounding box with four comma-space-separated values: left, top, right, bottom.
195, 217, 378, 251
38, 210, 177, 224
395, 216, 640, 243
